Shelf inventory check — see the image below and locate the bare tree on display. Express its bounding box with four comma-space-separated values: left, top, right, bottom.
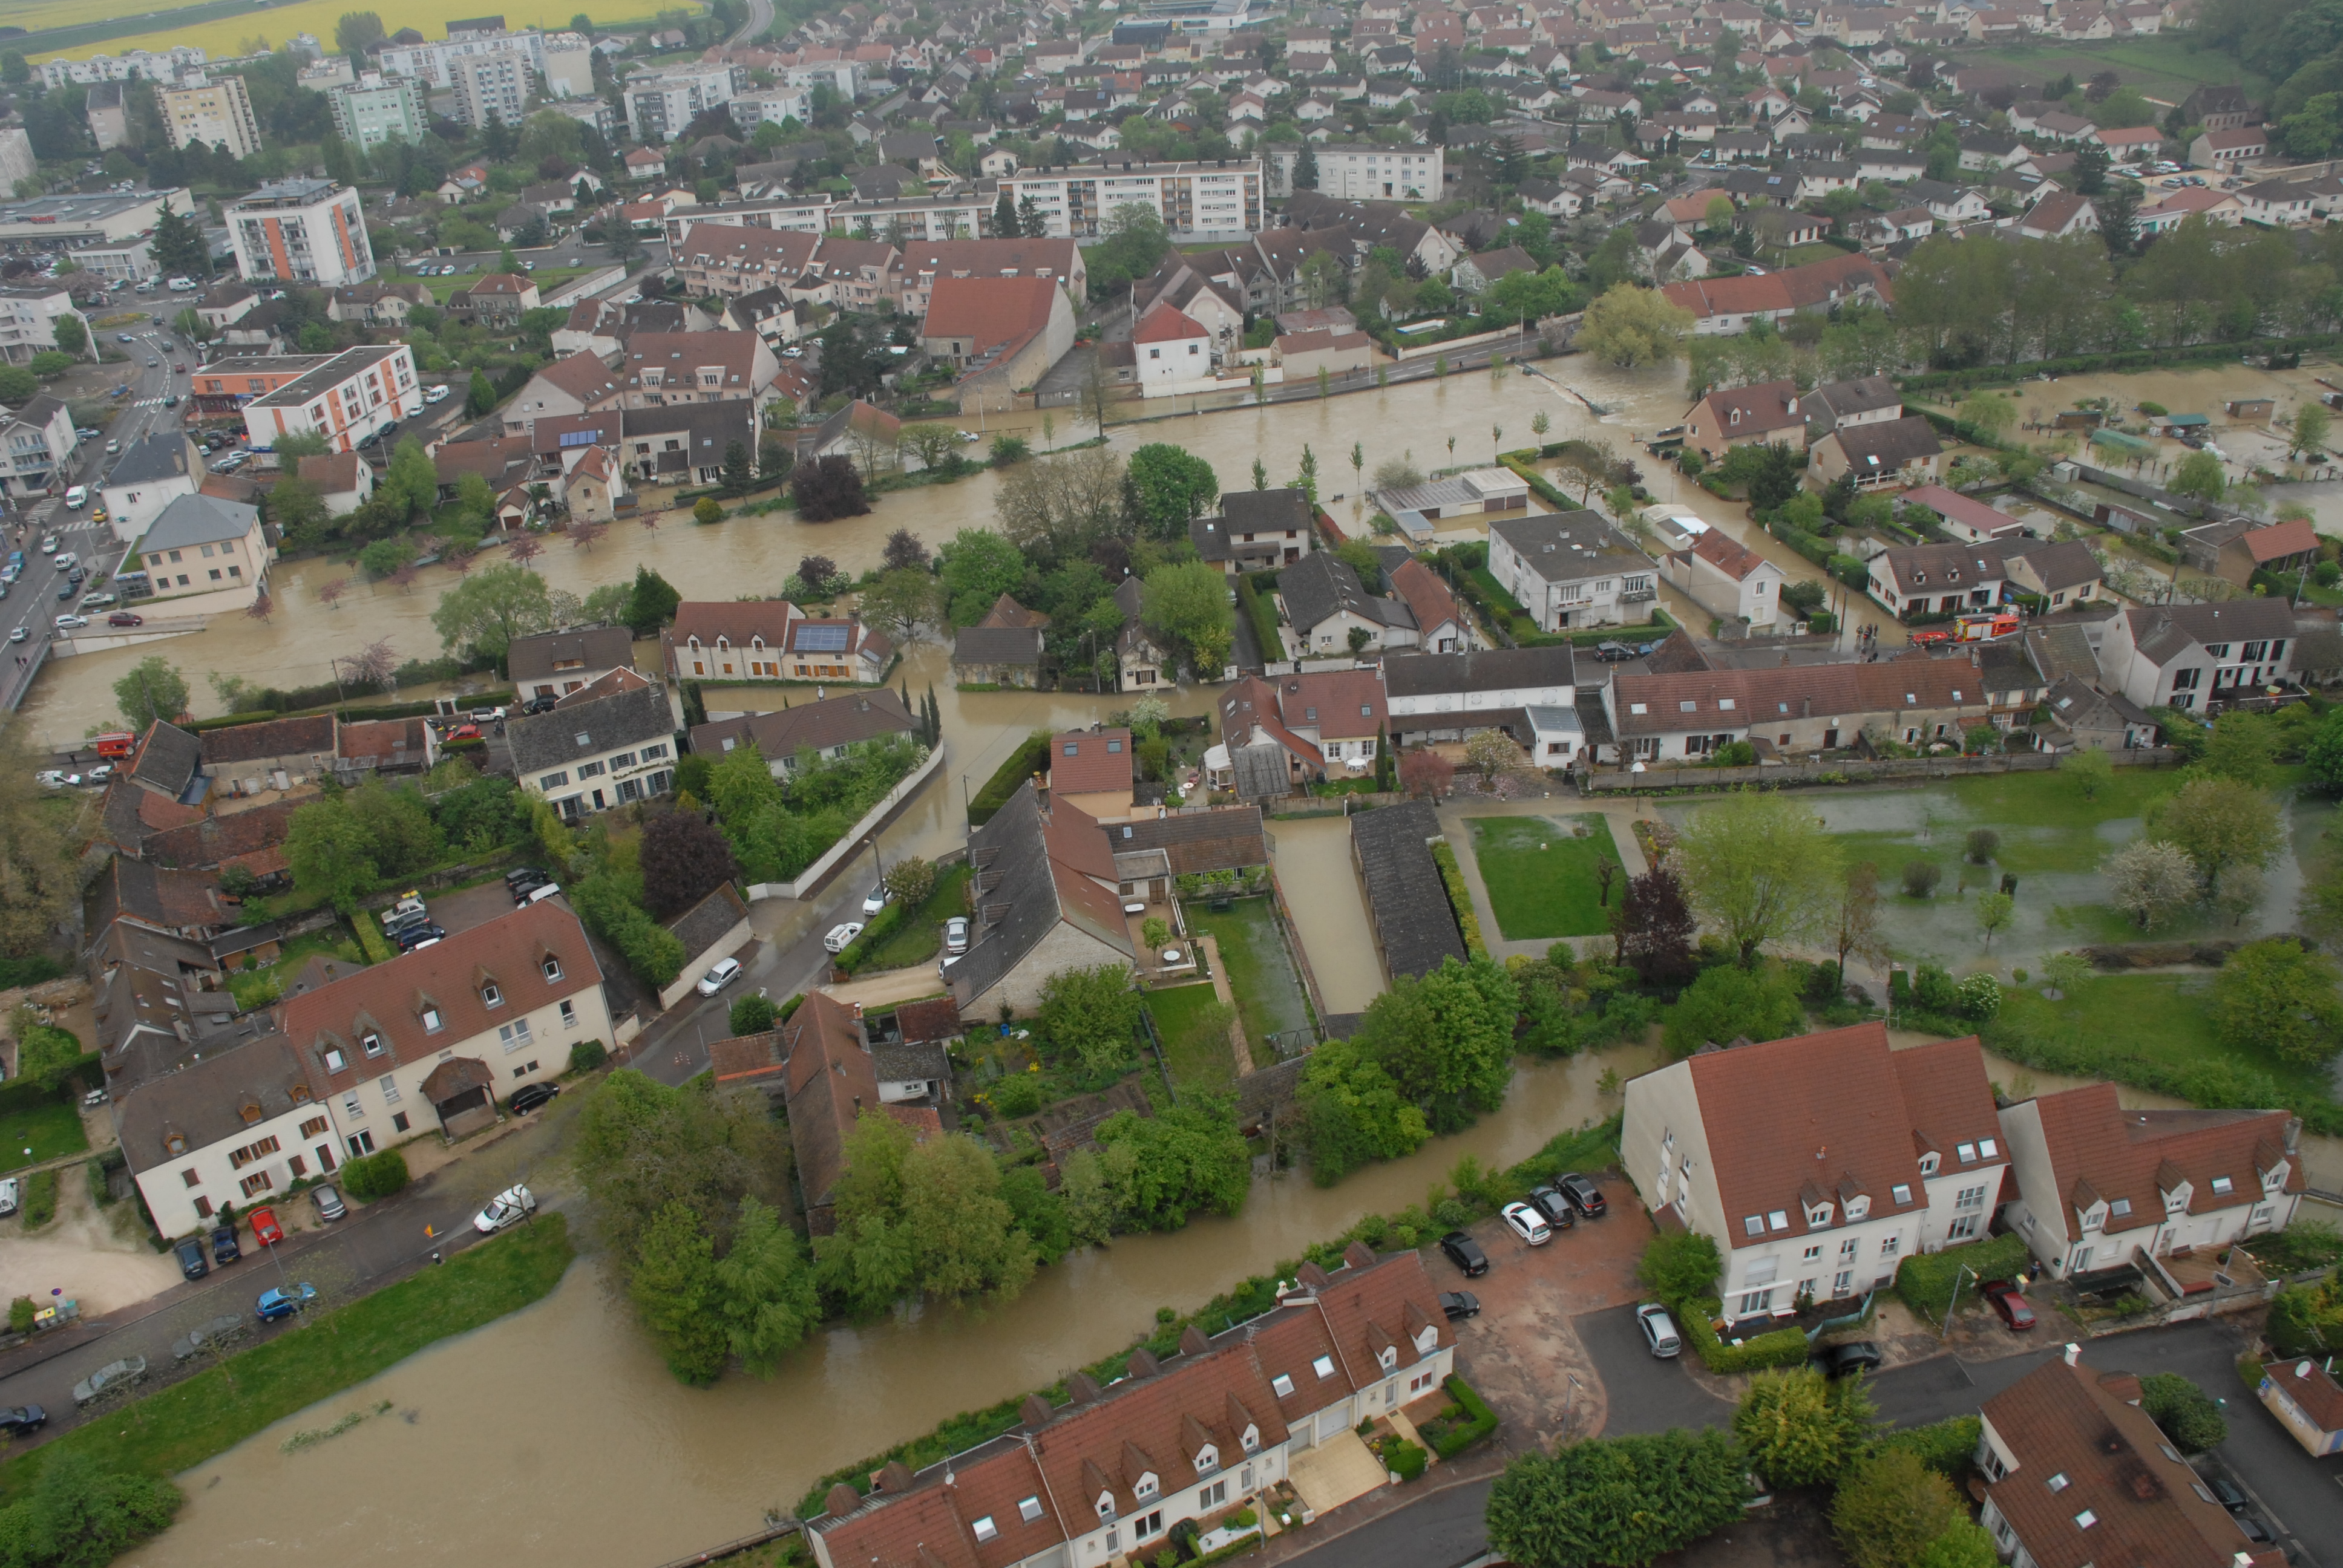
640, 508, 663, 539
345, 638, 398, 688
508, 535, 545, 571
569, 520, 608, 552
317, 577, 348, 610
390, 563, 419, 594
244, 591, 274, 624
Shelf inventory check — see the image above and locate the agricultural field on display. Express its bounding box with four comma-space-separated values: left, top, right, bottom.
23, 0, 675, 62
1974, 35, 2272, 103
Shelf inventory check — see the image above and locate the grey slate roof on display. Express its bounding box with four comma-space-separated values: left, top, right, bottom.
1807, 376, 1900, 423
666, 882, 748, 964
1349, 800, 1466, 981
2022, 622, 2101, 685
2001, 538, 2102, 593
507, 626, 637, 684
1830, 415, 1942, 467
128, 721, 204, 798
690, 688, 917, 760
1489, 511, 1650, 584
1380, 644, 1576, 698
870, 1038, 950, 1085
1279, 551, 1404, 636
115, 1034, 320, 1178
2124, 599, 2298, 668
946, 782, 1061, 1007
508, 679, 675, 773
1104, 805, 1267, 873
104, 433, 197, 488
139, 493, 260, 552
1220, 488, 1316, 535
953, 624, 1045, 668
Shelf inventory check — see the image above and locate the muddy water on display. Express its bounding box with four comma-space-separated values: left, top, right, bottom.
138, 1047, 1651, 1568
1263, 814, 1387, 1014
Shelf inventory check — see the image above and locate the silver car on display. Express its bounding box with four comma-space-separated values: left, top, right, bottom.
73, 1356, 148, 1404
1636, 1303, 1682, 1359
172, 1314, 246, 1362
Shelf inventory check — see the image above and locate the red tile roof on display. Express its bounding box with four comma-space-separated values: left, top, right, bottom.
1050, 728, 1135, 798
2023, 1082, 2302, 1230
1689, 526, 1772, 582
922, 274, 1060, 349
531, 351, 625, 405
782, 990, 878, 1219
1133, 302, 1208, 343
670, 599, 801, 649
2264, 1356, 2343, 1436
1389, 558, 1463, 638
1274, 668, 1386, 741
1663, 251, 1893, 321
2246, 518, 2319, 563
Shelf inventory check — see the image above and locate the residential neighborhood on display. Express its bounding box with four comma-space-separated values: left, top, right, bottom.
2, 0, 2343, 1565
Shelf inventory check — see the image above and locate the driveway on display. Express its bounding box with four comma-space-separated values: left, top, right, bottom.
428, 878, 528, 939
1573, 1304, 1733, 1436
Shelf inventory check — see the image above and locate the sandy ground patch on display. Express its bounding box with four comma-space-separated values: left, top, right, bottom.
0, 1158, 178, 1315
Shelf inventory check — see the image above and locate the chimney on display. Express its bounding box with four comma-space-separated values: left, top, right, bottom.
2062, 1342, 2081, 1366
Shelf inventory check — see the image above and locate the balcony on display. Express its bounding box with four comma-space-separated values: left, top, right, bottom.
1619, 586, 1657, 603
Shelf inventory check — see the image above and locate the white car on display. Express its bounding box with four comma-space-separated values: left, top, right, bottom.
944, 916, 970, 955
696, 956, 742, 996
425, 384, 452, 403
1500, 1201, 1552, 1247
824, 921, 865, 953
0, 1177, 16, 1217
84, 765, 113, 784
53, 614, 88, 630
1636, 1303, 1682, 1358
33, 769, 70, 788
7, 627, 25, 644
473, 1184, 537, 1233
861, 883, 891, 917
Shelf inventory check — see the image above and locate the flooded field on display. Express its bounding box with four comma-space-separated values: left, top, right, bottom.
134, 1045, 1651, 1568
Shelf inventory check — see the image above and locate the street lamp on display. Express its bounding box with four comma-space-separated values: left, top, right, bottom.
1942, 1263, 1977, 1338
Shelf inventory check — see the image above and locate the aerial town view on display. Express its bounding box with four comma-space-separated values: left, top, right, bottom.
2, 0, 2342, 1564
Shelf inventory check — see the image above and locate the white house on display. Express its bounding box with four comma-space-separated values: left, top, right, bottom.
2097, 598, 2298, 713
1663, 527, 1784, 628
117, 1033, 344, 1237
131, 494, 274, 616
98, 433, 202, 545
1621, 1025, 2008, 1319
1994, 1081, 2304, 1281
508, 669, 678, 818
1133, 302, 1215, 394
0, 393, 78, 499
1379, 644, 1579, 757
1487, 511, 1660, 631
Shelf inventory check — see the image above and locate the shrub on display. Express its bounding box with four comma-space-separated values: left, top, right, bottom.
1426, 1374, 1500, 1458
987, 1073, 1046, 1119
8, 1296, 34, 1334
1639, 1230, 1722, 1305
1955, 973, 2002, 1020
1679, 1299, 1812, 1373
2138, 1371, 2227, 1453
1876, 1414, 1980, 1480
568, 1039, 609, 1074
1833, 1449, 1959, 1568
1965, 828, 2000, 864
1736, 1367, 1875, 1486
1384, 1437, 1429, 1480
18, 1169, 58, 1230
1894, 1233, 2031, 1318
1902, 860, 1942, 898
341, 1149, 411, 1201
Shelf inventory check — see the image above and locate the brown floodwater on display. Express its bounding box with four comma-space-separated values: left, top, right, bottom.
133, 1045, 1653, 1568
1262, 815, 1388, 1014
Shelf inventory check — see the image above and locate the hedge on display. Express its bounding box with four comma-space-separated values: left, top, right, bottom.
1236, 571, 1283, 662
1677, 1299, 1812, 1373
1892, 1233, 2031, 1319
340, 1148, 410, 1201
1876, 1414, 1980, 1480
18, 1169, 58, 1230
1896, 335, 2341, 396
968, 728, 1054, 826
834, 901, 909, 973
1427, 1373, 1499, 1459
1427, 841, 1487, 960
1187, 1532, 1267, 1567
0, 955, 65, 990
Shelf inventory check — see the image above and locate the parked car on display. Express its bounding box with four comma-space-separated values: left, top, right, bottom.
1438, 1290, 1481, 1321
506, 866, 551, 894
944, 915, 970, 955
383, 906, 432, 936
1438, 1230, 1489, 1276
73, 1357, 146, 1405
1636, 1303, 1682, 1358
1593, 641, 1640, 662
1555, 1173, 1607, 1217
310, 1184, 346, 1221
209, 1223, 241, 1265
445, 723, 482, 741
172, 1313, 245, 1362
172, 1236, 212, 1279
474, 1184, 537, 1233
394, 923, 447, 951
1499, 1201, 1552, 1247
256, 1284, 317, 1322
861, 883, 891, 916
4, 628, 19, 645
824, 921, 865, 953
508, 1082, 561, 1116
695, 956, 742, 996
249, 1206, 283, 1246
80, 592, 117, 609
517, 882, 561, 905
2235, 1515, 2276, 1546
106, 611, 142, 627
84, 764, 113, 784
1812, 1341, 1883, 1378
520, 694, 560, 714
381, 895, 427, 927
53, 615, 87, 630
1525, 1186, 1579, 1230
0, 1177, 16, 1217
1983, 1280, 2036, 1331
2200, 1470, 2249, 1513
425, 384, 453, 403
0, 1406, 45, 1436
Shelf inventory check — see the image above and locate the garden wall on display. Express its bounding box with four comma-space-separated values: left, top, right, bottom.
1587, 749, 2177, 792
744, 743, 946, 902
539, 266, 629, 310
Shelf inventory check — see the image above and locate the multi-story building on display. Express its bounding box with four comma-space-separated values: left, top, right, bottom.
1622, 1024, 2008, 1320
623, 66, 740, 143
612, 330, 779, 414
38, 47, 205, 88
158, 74, 261, 159
240, 344, 419, 454
1304, 143, 1445, 201
227, 178, 376, 288
84, 82, 130, 150
998, 157, 1265, 241
1380, 644, 1580, 752
0, 283, 93, 367
539, 31, 595, 98
326, 74, 428, 149
191, 352, 330, 417
374, 29, 546, 91
451, 50, 532, 129
0, 394, 77, 499
2097, 598, 2301, 714
0, 189, 195, 250
509, 669, 678, 818
98, 433, 204, 544
129, 492, 274, 616
660, 600, 894, 686
726, 86, 816, 133
1487, 511, 1660, 632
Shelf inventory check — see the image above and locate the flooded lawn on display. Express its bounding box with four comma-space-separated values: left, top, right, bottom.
1467, 814, 1620, 940
1186, 896, 1312, 1051
1263, 815, 1385, 1014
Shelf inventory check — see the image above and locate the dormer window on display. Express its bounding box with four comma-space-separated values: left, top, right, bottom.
1377, 1345, 1397, 1371
1807, 1203, 1832, 1225
1271, 1373, 1295, 1399
421, 1007, 444, 1033
1890, 1184, 1912, 1205
1240, 1426, 1259, 1452
1096, 1497, 1116, 1523
482, 982, 503, 1008
542, 956, 563, 982
1844, 1196, 1870, 1221
1918, 1153, 1939, 1176
1312, 1354, 1335, 1379
361, 1032, 385, 1058
1195, 1444, 1219, 1474
2210, 1175, 2233, 1196
166, 1132, 188, 1154
2166, 1187, 2187, 1212
1133, 1475, 1157, 1501
325, 1048, 346, 1073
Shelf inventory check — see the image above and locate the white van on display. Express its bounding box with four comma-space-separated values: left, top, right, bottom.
63, 486, 87, 510
166, 276, 197, 292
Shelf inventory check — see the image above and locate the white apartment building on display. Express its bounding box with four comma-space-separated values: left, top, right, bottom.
1308, 143, 1445, 201
451, 50, 532, 129
38, 48, 206, 88
782, 60, 864, 97
118, 1034, 347, 1237
510, 670, 679, 818
0, 283, 93, 367
241, 344, 419, 454
727, 86, 817, 132
98, 432, 204, 544
375, 30, 546, 90
539, 31, 595, 98
1378, 644, 1578, 751
998, 158, 1265, 241
624, 66, 741, 143
1621, 1025, 2008, 1319
159, 74, 260, 158
228, 178, 376, 288
2097, 598, 2299, 714
1487, 511, 1660, 631
0, 394, 78, 500
327, 74, 428, 149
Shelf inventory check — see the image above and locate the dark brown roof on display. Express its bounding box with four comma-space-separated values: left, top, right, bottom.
143, 800, 298, 871
893, 998, 965, 1045
688, 688, 916, 762
782, 991, 878, 1220
1106, 806, 1268, 874
197, 714, 336, 767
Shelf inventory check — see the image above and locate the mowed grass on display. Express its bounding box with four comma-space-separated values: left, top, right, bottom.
1467, 815, 1623, 940
1185, 897, 1311, 1050
0, 1215, 574, 1497
1975, 35, 2273, 100
1995, 975, 2335, 1105
1145, 982, 1237, 1092
0, 1094, 90, 1174
861, 863, 974, 972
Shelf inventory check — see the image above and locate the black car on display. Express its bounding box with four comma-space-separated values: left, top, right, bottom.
210, 1224, 241, 1265
173, 1236, 209, 1280
1813, 1341, 1883, 1378
1438, 1290, 1480, 1321
1525, 1186, 1578, 1230
2201, 1472, 2249, 1513
1439, 1230, 1489, 1277
0, 1406, 47, 1437
2235, 1515, 2275, 1546
508, 1082, 561, 1115
1593, 641, 1639, 662
394, 923, 447, 950
1556, 1173, 1607, 1217
520, 694, 560, 714
383, 908, 433, 936
506, 867, 550, 892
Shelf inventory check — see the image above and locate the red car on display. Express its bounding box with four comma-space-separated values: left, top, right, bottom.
447, 724, 482, 741
1983, 1280, 2036, 1330
249, 1207, 284, 1247
106, 611, 142, 628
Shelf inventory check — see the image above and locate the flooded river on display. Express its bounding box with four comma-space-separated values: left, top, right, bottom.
134, 1046, 1650, 1568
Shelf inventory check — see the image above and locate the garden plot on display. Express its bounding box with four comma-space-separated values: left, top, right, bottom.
1184, 898, 1312, 1053
1467, 815, 1624, 941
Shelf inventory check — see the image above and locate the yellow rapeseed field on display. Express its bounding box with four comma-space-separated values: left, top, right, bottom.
25, 0, 615, 64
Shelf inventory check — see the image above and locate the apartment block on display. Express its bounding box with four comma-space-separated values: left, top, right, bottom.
240, 344, 419, 454
1307, 143, 1445, 201
159, 74, 260, 159
998, 158, 1264, 241
227, 178, 376, 289
375, 30, 545, 90
624, 66, 740, 143
327, 74, 427, 149
451, 50, 532, 128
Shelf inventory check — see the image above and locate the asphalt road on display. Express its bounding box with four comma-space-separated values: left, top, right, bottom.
1572, 1304, 1732, 1435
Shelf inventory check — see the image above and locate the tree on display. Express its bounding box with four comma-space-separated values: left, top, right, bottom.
52, 313, 88, 359
937, 528, 1026, 627
1612, 865, 1697, 986
1094, 1102, 1251, 1228
795, 555, 842, 596
385, 435, 439, 520
112, 656, 189, 731
629, 1200, 730, 1383
883, 855, 936, 907
1663, 961, 1804, 1055
860, 567, 944, 642
2138, 1371, 2229, 1454
711, 1195, 822, 1376
2103, 839, 2200, 930
1349, 958, 1518, 1130
2170, 449, 2227, 503
2202, 711, 2275, 788
621, 565, 682, 635
1293, 139, 1318, 190
1914, 1521, 1999, 1568
431, 563, 553, 664
465, 369, 498, 418
793, 455, 870, 521
898, 423, 962, 473
149, 204, 211, 280
1141, 558, 1235, 675
1832, 1450, 1959, 1568
1575, 283, 1696, 368
16, 1025, 84, 1092
1956, 391, 2016, 440
336, 11, 388, 52
1637, 1229, 1720, 1304
1485, 1429, 1749, 1568
1676, 791, 1840, 965
2062, 745, 2114, 800
1735, 1367, 1875, 1488
882, 528, 931, 573
640, 810, 738, 919
994, 445, 1123, 558
2289, 400, 2333, 460
285, 797, 378, 910
1397, 747, 1454, 800
0, 1451, 183, 1568
1974, 889, 2014, 949
1037, 964, 1140, 1078
720, 439, 754, 494
0, 365, 33, 404
1829, 863, 1888, 984
692, 497, 724, 527
2214, 938, 2343, 1065
1126, 443, 1221, 540
2148, 775, 2282, 897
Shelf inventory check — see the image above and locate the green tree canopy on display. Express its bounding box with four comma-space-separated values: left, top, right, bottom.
2148, 774, 2282, 897
1832, 1450, 1959, 1568
1126, 443, 1221, 539
431, 563, 555, 664
1638, 1230, 1721, 1304
111, 656, 189, 731
284, 797, 379, 910
2213, 938, 2343, 1064
1036, 963, 1139, 1078
937, 527, 1027, 627
1093, 1102, 1251, 1229
622, 564, 682, 635
1486, 1429, 1749, 1568
1676, 791, 1841, 965
1663, 961, 1805, 1055
1142, 558, 1236, 675
1575, 283, 1696, 368
1734, 1367, 1875, 1488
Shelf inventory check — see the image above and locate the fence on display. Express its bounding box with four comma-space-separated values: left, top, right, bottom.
1586, 748, 2177, 792
744, 744, 946, 902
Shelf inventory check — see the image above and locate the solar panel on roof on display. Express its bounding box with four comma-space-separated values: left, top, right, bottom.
795, 625, 850, 652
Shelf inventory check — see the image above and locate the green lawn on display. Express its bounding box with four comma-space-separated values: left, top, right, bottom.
1996, 974, 2335, 1105
1976, 34, 2272, 100
861, 864, 975, 972
226, 927, 366, 1011
0, 1216, 574, 1498
1184, 897, 1311, 1051
1467, 816, 1624, 941
0, 1094, 89, 1174
1145, 982, 1238, 1091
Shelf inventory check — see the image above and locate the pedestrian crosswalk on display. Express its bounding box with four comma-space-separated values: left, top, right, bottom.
128, 397, 168, 408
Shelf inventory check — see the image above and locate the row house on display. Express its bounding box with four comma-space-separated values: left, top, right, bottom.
2099, 598, 2299, 713
1659, 251, 1895, 336
1602, 650, 2002, 760
660, 599, 894, 686
614, 331, 782, 415
1381, 644, 1580, 757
